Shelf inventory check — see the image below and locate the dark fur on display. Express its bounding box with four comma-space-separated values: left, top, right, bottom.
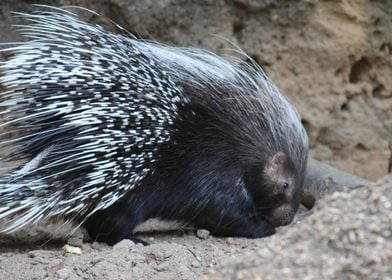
84, 95, 301, 245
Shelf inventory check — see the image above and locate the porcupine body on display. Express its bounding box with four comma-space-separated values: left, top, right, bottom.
0, 7, 308, 245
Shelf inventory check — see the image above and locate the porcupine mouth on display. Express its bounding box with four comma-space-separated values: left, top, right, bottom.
263, 205, 296, 227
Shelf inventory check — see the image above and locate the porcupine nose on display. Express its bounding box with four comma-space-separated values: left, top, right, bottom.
265, 204, 296, 227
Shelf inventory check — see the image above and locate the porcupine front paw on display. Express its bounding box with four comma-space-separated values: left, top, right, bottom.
84, 219, 149, 246
83, 200, 149, 246
247, 220, 276, 238
203, 216, 276, 239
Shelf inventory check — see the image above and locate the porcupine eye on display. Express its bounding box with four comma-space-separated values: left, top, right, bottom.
282, 182, 289, 190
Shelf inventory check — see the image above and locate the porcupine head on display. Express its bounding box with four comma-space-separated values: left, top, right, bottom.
0, 6, 308, 242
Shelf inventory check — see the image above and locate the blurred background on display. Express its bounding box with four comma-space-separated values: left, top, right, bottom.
0, 0, 391, 180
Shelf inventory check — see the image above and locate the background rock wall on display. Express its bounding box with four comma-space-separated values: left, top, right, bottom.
1, 0, 391, 180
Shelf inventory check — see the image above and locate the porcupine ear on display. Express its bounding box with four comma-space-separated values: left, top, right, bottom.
264, 152, 287, 182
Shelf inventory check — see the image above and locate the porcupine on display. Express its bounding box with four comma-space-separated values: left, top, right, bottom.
0, 6, 308, 245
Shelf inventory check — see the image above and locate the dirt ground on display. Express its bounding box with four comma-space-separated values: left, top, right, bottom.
0, 174, 391, 280
0, 1, 391, 279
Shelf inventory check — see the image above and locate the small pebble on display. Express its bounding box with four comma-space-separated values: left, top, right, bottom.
56, 268, 71, 280
226, 237, 234, 244
177, 264, 190, 274
90, 241, 103, 250
196, 229, 210, 239
191, 261, 201, 268
112, 239, 135, 252
80, 243, 91, 252
91, 257, 105, 266
67, 235, 83, 247
28, 250, 50, 259
62, 245, 82, 255
153, 262, 170, 272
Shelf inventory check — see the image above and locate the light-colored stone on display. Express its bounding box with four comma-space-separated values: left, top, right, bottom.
196, 229, 210, 239
56, 268, 71, 280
